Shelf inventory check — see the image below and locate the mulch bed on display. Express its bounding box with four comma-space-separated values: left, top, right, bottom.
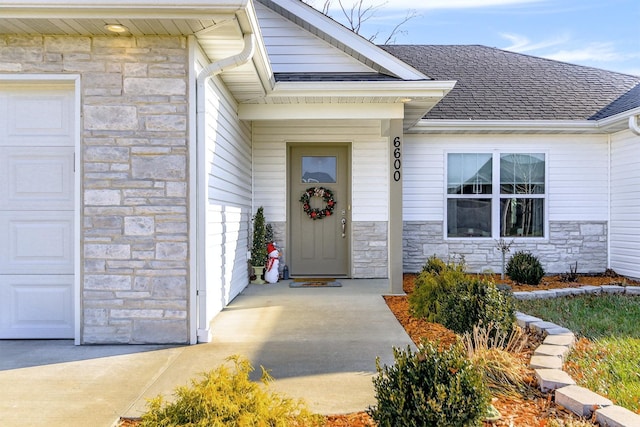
328, 272, 638, 427
122, 272, 637, 427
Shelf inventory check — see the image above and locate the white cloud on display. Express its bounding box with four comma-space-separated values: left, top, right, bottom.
498, 33, 638, 72
500, 32, 570, 53
543, 42, 624, 63
499, 34, 626, 64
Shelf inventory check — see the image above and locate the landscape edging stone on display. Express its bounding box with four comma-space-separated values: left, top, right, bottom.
514, 285, 640, 427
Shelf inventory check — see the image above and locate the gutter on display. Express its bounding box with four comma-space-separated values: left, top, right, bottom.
269, 80, 457, 98
410, 119, 600, 133
194, 32, 256, 343
196, 32, 256, 101
629, 115, 640, 136
412, 108, 640, 134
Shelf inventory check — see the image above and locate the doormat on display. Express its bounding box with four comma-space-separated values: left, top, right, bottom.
289, 278, 342, 288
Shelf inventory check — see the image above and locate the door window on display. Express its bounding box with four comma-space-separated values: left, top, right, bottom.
302, 156, 336, 183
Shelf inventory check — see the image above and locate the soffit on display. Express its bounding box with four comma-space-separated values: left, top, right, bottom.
0, 6, 270, 102
240, 79, 456, 129
0, 16, 235, 36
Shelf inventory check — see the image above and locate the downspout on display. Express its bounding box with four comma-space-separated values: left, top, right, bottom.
195, 33, 255, 343
607, 134, 611, 271
629, 114, 640, 135
197, 32, 256, 113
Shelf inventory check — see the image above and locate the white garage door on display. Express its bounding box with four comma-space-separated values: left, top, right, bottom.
0, 84, 75, 339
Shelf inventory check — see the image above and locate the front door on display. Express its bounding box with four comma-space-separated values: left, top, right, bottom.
289, 145, 349, 277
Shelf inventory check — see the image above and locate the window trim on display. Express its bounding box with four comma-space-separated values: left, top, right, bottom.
444, 150, 549, 240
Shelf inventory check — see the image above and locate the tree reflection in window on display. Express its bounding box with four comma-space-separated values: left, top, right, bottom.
446, 152, 546, 238
302, 156, 336, 183
500, 154, 545, 237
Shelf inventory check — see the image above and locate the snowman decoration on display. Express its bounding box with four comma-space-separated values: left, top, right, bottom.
264, 242, 280, 283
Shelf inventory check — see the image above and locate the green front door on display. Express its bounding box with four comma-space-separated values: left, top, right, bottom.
289, 144, 350, 277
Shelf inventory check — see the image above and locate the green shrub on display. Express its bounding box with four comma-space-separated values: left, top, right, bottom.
140, 355, 322, 427
368, 341, 490, 427
409, 257, 467, 322
505, 251, 545, 285
439, 277, 516, 336
421, 254, 448, 275
410, 256, 516, 336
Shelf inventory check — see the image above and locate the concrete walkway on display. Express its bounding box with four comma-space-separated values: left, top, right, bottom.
0, 279, 413, 427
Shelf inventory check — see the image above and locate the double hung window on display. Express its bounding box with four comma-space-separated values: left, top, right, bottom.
447, 152, 545, 238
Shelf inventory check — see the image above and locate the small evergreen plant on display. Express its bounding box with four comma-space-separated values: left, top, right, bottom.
251, 207, 267, 267
368, 341, 490, 427
410, 255, 516, 336
140, 355, 322, 427
439, 277, 516, 336
265, 223, 274, 245
409, 255, 467, 322
506, 251, 545, 285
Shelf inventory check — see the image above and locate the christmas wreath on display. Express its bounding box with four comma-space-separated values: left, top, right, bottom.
300, 187, 336, 220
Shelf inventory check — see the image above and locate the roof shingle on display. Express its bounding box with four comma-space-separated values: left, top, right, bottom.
380, 45, 640, 121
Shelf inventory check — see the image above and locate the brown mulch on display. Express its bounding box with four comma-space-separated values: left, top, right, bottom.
121, 272, 637, 427
329, 272, 638, 427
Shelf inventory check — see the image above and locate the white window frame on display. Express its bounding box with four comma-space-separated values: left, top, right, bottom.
445, 150, 549, 240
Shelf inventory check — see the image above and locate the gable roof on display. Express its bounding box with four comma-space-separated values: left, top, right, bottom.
257, 0, 429, 80
380, 45, 640, 122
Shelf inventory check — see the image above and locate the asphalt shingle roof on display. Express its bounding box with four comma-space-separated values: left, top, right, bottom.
380, 45, 640, 121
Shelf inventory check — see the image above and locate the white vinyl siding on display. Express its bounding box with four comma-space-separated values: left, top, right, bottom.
255, 3, 375, 74
198, 49, 253, 319
252, 119, 388, 222
403, 134, 609, 224
610, 129, 640, 279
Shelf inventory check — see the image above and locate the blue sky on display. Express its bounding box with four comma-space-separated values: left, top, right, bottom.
304, 0, 640, 76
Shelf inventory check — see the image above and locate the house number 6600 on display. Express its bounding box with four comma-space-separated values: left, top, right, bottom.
393, 136, 401, 182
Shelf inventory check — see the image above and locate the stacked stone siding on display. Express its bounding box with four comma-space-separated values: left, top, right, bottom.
1, 35, 191, 344
352, 221, 388, 278
403, 221, 607, 275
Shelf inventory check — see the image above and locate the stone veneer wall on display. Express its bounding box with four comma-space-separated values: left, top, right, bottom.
263, 221, 387, 279
352, 221, 388, 278
404, 221, 607, 275
1, 35, 191, 344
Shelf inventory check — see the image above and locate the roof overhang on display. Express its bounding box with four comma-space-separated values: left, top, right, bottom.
0, 1, 251, 14
0, 0, 273, 102
239, 79, 456, 128
410, 110, 640, 135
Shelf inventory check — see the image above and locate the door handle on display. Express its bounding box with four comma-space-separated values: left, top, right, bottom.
341, 217, 346, 238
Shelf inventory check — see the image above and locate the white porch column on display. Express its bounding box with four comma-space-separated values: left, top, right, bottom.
388, 119, 404, 294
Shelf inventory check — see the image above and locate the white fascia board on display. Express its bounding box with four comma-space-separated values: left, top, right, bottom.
264, 0, 429, 81
237, 1, 274, 92
411, 119, 602, 133
412, 107, 640, 134
0, 1, 249, 17
269, 80, 457, 99
238, 103, 404, 120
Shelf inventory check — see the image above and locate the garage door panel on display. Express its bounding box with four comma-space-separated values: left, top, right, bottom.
0, 83, 75, 340
0, 275, 74, 339
0, 89, 74, 146
0, 147, 74, 210
0, 212, 74, 274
